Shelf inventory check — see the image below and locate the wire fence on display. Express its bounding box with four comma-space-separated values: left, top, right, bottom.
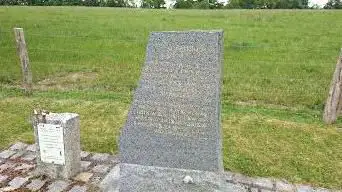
2, 28, 335, 152
0, 30, 339, 109
1, 30, 340, 48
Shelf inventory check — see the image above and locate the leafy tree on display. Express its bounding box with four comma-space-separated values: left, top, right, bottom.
225, 0, 307, 8
174, 0, 223, 9
142, 0, 166, 8
275, 0, 297, 8
301, 0, 308, 8
207, 0, 224, 9
174, 0, 194, 8
310, 3, 320, 8
127, 0, 138, 7
324, 0, 342, 8
212, 0, 225, 8
0, 0, 308, 8
64, 0, 82, 5
106, 0, 128, 7
225, 0, 241, 8
83, 0, 100, 6
193, 0, 210, 9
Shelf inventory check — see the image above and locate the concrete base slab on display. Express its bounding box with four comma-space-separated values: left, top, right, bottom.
101, 163, 224, 192
100, 165, 120, 192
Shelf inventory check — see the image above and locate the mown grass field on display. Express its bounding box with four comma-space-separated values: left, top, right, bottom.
0, 7, 342, 189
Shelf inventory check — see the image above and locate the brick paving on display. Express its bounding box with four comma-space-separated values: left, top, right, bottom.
0, 142, 338, 192
0, 142, 115, 192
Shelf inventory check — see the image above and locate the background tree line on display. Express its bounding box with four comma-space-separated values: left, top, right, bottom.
0, 0, 341, 9
0, 0, 135, 7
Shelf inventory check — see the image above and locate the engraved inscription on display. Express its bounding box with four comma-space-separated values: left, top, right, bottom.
137, 59, 219, 106
131, 43, 219, 138
37, 123, 65, 165
143, 61, 218, 77
131, 102, 214, 138
157, 44, 217, 63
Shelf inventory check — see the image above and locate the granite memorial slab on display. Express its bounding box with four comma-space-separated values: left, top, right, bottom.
120, 31, 224, 172
117, 30, 225, 191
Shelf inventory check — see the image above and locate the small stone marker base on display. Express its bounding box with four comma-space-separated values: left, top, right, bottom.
33, 112, 81, 179
117, 163, 221, 192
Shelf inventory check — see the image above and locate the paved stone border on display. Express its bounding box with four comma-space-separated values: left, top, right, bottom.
0, 142, 339, 192
0, 142, 116, 192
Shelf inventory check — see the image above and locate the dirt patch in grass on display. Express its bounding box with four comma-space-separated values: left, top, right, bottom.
35, 72, 98, 91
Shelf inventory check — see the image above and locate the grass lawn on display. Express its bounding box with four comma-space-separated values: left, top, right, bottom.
0, 7, 342, 189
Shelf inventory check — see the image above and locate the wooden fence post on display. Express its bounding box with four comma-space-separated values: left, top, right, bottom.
323, 48, 342, 124
14, 28, 32, 95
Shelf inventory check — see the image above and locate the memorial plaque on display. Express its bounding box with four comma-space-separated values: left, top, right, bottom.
120, 31, 224, 172
37, 123, 65, 165
33, 113, 80, 179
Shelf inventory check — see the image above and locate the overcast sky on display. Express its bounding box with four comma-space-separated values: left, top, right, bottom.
309, 0, 328, 6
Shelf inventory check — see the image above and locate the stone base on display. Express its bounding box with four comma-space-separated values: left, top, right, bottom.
100, 165, 120, 192
101, 163, 223, 192
0, 142, 331, 192
33, 113, 81, 180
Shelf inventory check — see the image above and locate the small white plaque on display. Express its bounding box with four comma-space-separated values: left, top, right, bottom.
37, 123, 65, 165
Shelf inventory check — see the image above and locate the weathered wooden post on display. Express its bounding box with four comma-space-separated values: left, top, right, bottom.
323, 49, 342, 124
14, 28, 32, 95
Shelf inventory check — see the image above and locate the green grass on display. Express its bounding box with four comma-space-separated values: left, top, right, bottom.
1, 7, 342, 189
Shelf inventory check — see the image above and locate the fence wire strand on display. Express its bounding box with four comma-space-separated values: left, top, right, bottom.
0, 30, 338, 107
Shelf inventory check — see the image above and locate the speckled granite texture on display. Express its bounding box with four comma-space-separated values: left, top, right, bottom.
120, 31, 224, 172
